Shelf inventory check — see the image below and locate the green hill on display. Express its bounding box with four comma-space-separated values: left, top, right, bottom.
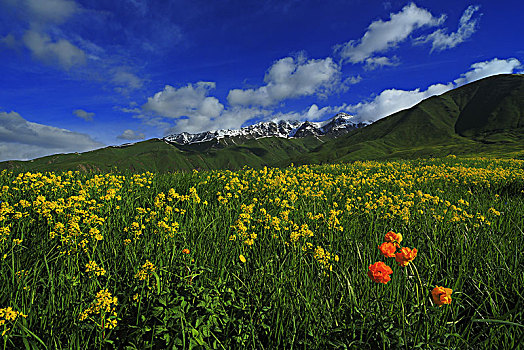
1, 74, 523, 173
289, 74, 524, 165
0, 136, 324, 173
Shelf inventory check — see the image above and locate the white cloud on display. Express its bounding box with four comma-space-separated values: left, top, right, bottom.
117, 129, 145, 141
335, 3, 444, 64
142, 55, 342, 134
112, 71, 144, 94
454, 57, 521, 86
364, 56, 399, 70
73, 109, 94, 122
274, 104, 346, 122
139, 81, 274, 134
346, 57, 522, 123
143, 82, 224, 119
23, 30, 86, 69
0, 0, 79, 24
0, 111, 104, 161
1, 0, 86, 69
417, 5, 481, 52
343, 75, 363, 85
167, 107, 269, 134
347, 83, 453, 122
25, 0, 79, 24
227, 55, 341, 106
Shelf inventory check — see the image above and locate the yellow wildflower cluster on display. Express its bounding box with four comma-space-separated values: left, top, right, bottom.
122, 187, 192, 242
230, 204, 257, 245
79, 289, 118, 329
0, 307, 28, 336
15, 269, 29, 280
85, 261, 106, 276
134, 260, 156, 281
313, 245, 339, 272
1, 171, 122, 255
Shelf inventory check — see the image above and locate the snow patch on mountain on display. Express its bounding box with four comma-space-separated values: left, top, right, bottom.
163, 113, 368, 145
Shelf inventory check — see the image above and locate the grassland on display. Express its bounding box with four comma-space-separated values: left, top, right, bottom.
1, 156, 523, 349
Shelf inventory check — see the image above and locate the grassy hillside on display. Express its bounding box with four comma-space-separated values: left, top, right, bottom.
289, 74, 524, 165
1, 74, 523, 173
0, 136, 324, 173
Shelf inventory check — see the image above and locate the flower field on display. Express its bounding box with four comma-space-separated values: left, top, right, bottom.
1, 156, 523, 349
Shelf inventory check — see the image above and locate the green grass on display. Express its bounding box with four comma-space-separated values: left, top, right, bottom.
0, 156, 523, 349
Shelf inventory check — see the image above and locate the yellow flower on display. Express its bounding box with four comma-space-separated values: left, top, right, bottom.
239, 255, 246, 263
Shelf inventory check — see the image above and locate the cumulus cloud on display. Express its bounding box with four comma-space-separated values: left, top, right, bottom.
117, 129, 145, 140
347, 57, 522, 123
335, 3, 444, 64
347, 83, 453, 122
23, 30, 86, 69
0, 110, 104, 161
73, 109, 94, 121
274, 104, 347, 122
453, 57, 521, 86
136, 81, 275, 134
167, 107, 270, 134
143, 82, 224, 119
141, 56, 343, 133
227, 56, 341, 107
416, 5, 481, 52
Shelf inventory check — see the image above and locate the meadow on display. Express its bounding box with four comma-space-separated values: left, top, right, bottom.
0, 156, 523, 349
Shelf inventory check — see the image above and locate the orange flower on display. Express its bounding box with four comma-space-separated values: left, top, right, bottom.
182, 248, 190, 254
384, 231, 402, 244
378, 242, 397, 258
367, 261, 393, 284
395, 247, 417, 267
431, 286, 452, 306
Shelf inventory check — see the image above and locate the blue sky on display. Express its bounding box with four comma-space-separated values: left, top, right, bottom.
0, 0, 523, 161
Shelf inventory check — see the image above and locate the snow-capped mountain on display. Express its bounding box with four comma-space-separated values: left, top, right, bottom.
163, 113, 368, 145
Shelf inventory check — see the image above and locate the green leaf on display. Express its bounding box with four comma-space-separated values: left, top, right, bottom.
472, 318, 524, 327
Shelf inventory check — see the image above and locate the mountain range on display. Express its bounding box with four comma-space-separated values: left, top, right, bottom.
1, 74, 523, 173
162, 113, 367, 145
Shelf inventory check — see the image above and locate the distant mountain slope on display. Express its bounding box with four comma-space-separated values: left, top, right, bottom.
451, 74, 524, 137
1, 74, 523, 173
0, 136, 325, 173
290, 74, 524, 164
